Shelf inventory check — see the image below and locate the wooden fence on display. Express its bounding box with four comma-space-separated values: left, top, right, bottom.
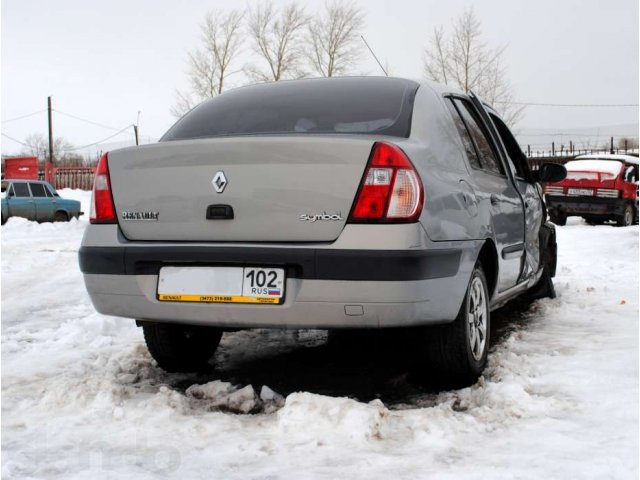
39, 162, 96, 190
527, 148, 638, 171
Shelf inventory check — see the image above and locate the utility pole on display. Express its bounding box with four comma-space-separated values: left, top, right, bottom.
134, 110, 141, 146
47, 96, 54, 163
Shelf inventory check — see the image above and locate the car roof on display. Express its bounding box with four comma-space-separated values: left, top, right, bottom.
575, 153, 639, 165
228, 75, 472, 103
2, 179, 48, 183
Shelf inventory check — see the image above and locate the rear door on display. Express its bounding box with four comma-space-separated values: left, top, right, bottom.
450, 96, 525, 292
29, 182, 54, 221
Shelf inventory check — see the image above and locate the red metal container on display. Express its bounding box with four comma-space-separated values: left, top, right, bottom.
4, 156, 39, 180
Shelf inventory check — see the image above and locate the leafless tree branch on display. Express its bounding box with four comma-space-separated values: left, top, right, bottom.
423, 7, 524, 126
305, 0, 365, 77
172, 8, 245, 117
248, 2, 309, 82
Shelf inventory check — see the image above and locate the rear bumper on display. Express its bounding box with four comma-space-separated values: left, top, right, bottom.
546, 195, 627, 216
79, 224, 480, 328
78, 245, 461, 281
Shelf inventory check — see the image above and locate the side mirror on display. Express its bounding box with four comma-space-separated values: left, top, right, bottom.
534, 163, 567, 183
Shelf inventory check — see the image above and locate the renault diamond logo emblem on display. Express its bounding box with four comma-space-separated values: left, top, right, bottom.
212, 171, 228, 193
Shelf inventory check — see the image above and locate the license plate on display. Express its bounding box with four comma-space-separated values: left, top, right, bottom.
157, 266, 285, 304
568, 188, 594, 196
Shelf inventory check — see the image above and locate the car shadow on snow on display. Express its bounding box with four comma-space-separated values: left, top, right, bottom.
163, 298, 537, 409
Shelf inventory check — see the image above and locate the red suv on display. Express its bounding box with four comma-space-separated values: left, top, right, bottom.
544, 154, 638, 226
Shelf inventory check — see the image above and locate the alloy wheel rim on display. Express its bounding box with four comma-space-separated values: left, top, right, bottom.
625, 208, 632, 225
467, 276, 487, 361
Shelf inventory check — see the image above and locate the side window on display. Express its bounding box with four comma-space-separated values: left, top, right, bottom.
445, 99, 482, 169
453, 98, 503, 175
29, 183, 47, 197
12, 182, 31, 197
489, 113, 530, 180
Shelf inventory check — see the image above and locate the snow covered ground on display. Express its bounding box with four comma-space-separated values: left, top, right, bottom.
1, 189, 638, 479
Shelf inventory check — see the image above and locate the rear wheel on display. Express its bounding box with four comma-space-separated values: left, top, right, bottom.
616, 204, 634, 227
53, 211, 68, 222
142, 322, 223, 372
549, 211, 567, 226
422, 264, 490, 386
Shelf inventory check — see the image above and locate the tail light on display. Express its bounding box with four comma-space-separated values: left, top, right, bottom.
348, 142, 424, 223
90, 153, 117, 224
596, 188, 620, 198
544, 185, 565, 196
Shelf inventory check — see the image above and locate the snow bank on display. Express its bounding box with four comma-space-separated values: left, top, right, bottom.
1, 194, 637, 479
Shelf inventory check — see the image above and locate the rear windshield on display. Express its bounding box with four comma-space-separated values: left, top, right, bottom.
161, 77, 419, 141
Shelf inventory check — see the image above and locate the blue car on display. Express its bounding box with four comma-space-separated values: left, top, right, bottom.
1, 179, 83, 224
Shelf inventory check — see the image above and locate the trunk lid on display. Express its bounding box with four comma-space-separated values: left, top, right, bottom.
108, 136, 374, 242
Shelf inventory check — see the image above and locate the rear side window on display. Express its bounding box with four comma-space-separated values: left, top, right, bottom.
161, 78, 419, 141
29, 183, 47, 197
445, 99, 482, 169
453, 98, 503, 175
12, 183, 31, 197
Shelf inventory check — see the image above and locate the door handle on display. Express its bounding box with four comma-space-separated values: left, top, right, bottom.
490, 194, 499, 205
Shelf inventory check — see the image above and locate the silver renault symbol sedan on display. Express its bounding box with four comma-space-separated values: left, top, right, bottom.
79, 77, 566, 385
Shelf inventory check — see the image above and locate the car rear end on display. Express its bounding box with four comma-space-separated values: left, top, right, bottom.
544, 159, 627, 221
79, 77, 471, 330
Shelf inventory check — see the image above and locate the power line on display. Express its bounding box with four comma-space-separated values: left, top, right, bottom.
67, 124, 134, 151
517, 132, 639, 138
1, 132, 30, 147
2, 110, 47, 123
54, 109, 124, 132
496, 101, 639, 107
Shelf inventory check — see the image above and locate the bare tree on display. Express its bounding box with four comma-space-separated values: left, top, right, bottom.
171, 8, 245, 117
306, 0, 365, 77
618, 137, 639, 151
21, 133, 74, 161
247, 2, 308, 82
423, 7, 524, 126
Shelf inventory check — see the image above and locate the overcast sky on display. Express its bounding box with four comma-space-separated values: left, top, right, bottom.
1, 0, 638, 156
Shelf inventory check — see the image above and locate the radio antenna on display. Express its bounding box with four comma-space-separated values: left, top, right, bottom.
361, 35, 389, 77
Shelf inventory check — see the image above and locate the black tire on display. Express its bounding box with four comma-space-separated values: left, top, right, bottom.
53, 211, 68, 222
422, 263, 490, 386
616, 204, 634, 227
1, 215, 6, 225
142, 322, 223, 373
549, 212, 567, 226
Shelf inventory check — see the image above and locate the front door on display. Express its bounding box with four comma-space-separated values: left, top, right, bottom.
485, 110, 545, 280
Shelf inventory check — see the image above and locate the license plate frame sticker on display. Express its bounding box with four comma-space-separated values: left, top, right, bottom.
157, 266, 285, 304
567, 188, 594, 196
